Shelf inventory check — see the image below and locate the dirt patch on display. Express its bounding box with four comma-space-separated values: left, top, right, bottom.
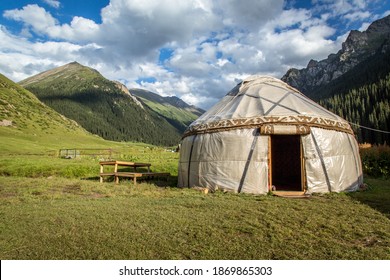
62, 183, 82, 194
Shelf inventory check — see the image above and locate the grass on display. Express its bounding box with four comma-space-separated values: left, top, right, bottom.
348, 177, 390, 219
0, 147, 179, 178
0, 175, 389, 260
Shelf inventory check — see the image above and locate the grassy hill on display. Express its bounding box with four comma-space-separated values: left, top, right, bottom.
19, 62, 183, 146
0, 72, 115, 154
131, 88, 204, 132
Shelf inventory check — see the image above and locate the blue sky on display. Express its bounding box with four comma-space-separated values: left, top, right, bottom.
0, 0, 389, 109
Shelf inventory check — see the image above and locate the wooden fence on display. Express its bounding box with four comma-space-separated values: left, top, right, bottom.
59, 148, 113, 159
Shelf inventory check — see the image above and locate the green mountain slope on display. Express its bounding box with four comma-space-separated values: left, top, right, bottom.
0, 73, 110, 153
19, 62, 182, 146
319, 72, 390, 144
130, 88, 204, 132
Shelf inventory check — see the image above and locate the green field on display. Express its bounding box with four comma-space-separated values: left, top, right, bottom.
0, 149, 389, 259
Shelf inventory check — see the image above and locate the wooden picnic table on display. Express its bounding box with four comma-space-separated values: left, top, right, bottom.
99, 160, 151, 174
99, 160, 169, 185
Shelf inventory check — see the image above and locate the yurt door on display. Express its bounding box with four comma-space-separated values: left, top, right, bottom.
270, 135, 303, 192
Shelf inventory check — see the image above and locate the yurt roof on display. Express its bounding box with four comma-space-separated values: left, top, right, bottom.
183, 76, 353, 137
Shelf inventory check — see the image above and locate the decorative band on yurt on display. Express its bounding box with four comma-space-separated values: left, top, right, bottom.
260, 124, 310, 135
182, 115, 353, 138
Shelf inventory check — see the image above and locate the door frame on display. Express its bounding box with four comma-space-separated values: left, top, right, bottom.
268, 135, 306, 192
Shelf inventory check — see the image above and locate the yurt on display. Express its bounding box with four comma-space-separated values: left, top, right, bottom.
178, 76, 363, 195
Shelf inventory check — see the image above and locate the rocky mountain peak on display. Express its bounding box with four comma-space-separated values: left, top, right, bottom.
113, 81, 144, 109
341, 30, 368, 53
281, 14, 390, 95
366, 14, 390, 35
20, 61, 102, 87
307, 59, 318, 68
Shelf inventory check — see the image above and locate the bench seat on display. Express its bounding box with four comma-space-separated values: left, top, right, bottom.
115, 172, 170, 184
100, 171, 170, 185
99, 172, 116, 183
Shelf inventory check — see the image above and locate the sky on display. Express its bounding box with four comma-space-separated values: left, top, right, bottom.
0, 0, 389, 109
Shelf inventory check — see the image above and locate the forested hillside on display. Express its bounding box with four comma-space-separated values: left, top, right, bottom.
131, 88, 204, 133
20, 62, 183, 146
320, 73, 390, 144
28, 86, 181, 144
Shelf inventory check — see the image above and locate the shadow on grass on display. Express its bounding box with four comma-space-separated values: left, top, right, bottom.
82, 175, 179, 188
347, 177, 390, 219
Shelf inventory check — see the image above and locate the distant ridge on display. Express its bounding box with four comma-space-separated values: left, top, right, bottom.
130, 88, 204, 133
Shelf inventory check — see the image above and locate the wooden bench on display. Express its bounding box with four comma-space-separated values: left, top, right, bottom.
100, 172, 116, 183
100, 171, 170, 185
99, 160, 170, 185
115, 172, 170, 185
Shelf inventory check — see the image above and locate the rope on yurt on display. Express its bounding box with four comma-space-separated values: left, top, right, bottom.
349, 122, 390, 134
311, 133, 332, 192
238, 128, 260, 193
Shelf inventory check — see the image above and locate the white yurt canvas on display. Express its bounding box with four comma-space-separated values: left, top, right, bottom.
178, 76, 363, 194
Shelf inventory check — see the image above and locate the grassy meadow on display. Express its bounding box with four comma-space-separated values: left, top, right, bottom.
0, 129, 389, 259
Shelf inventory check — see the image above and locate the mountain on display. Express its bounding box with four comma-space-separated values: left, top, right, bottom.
282, 15, 390, 99
0, 72, 108, 153
281, 15, 390, 144
130, 88, 205, 133
19, 62, 185, 146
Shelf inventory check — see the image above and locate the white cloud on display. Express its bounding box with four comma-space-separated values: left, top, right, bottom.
0, 25, 31, 54
350, 0, 368, 10
97, 0, 216, 57
312, 0, 374, 25
168, 46, 215, 77
42, 0, 61, 9
32, 41, 83, 59
344, 11, 371, 21
215, 0, 284, 30
47, 16, 99, 42
0, 24, 99, 81
3, 4, 58, 35
268, 8, 313, 30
